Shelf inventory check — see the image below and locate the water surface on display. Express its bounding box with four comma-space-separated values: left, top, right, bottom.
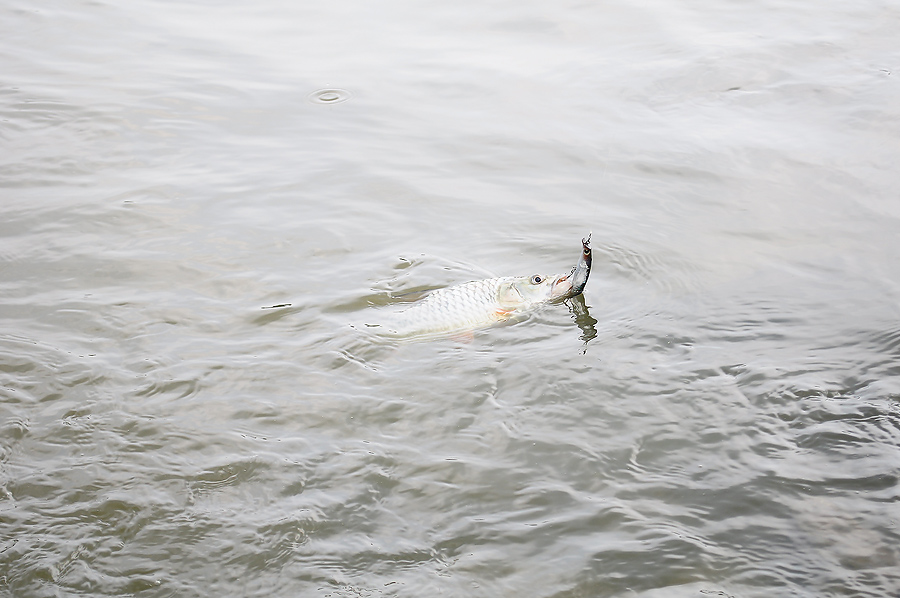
2, 0, 899, 597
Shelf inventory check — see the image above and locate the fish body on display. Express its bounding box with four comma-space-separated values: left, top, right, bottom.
371, 236, 592, 340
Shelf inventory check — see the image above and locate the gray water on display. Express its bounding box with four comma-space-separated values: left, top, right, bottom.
2, 0, 899, 596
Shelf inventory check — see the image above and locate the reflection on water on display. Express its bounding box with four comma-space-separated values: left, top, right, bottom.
2, 0, 899, 596
567, 293, 598, 346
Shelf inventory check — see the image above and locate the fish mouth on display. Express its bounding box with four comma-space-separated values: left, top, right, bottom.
550, 274, 574, 300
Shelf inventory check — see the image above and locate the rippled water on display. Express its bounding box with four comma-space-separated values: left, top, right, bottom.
2, 0, 899, 596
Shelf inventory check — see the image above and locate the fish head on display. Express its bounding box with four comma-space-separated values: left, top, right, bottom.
497, 274, 559, 309
495, 235, 593, 310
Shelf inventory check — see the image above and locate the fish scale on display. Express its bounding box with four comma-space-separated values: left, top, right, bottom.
386, 277, 521, 338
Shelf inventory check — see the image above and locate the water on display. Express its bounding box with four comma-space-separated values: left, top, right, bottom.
2, 0, 899, 596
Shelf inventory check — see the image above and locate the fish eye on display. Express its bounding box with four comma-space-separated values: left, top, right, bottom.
530, 275, 543, 284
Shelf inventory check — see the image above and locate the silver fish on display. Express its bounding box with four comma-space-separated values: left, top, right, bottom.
372, 235, 592, 340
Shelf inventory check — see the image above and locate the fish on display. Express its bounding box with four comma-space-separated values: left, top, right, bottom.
369, 235, 592, 340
